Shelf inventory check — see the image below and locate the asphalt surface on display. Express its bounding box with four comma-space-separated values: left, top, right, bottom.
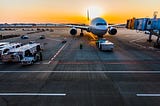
0, 28, 160, 106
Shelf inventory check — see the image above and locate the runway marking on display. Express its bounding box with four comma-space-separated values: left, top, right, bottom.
131, 43, 146, 49
128, 36, 157, 50
129, 37, 160, 51
129, 37, 146, 43
0, 93, 66, 96
0, 71, 160, 73
130, 42, 160, 51
46, 38, 62, 42
136, 94, 160, 97
47, 61, 52, 64
48, 43, 67, 64
58, 61, 160, 65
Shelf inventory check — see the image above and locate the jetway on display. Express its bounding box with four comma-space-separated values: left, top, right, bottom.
126, 18, 160, 31
126, 17, 160, 48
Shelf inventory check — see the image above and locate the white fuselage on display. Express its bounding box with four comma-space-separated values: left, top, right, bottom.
89, 17, 108, 38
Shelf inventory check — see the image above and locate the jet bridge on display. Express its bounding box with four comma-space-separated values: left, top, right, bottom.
126, 17, 160, 48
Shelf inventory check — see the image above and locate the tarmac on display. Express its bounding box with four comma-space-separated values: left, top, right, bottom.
0, 28, 160, 106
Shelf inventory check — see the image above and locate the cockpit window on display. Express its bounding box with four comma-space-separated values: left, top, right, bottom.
96, 23, 107, 26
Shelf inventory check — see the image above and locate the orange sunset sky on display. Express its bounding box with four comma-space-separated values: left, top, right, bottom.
1, 0, 160, 24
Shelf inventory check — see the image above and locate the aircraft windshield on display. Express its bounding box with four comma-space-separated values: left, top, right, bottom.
96, 23, 107, 26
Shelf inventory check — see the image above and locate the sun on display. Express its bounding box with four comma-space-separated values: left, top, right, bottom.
87, 6, 103, 19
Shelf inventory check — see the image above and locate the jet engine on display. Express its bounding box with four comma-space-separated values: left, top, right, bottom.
70, 28, 77, 35
108, 27, 117, 35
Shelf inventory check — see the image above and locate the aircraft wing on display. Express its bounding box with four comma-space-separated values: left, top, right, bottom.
65, 23, 126, 29
65, 24, 89, 30
108, 24, 126, 28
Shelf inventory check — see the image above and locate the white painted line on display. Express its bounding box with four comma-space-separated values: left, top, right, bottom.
0, 63, 50, 65
136, 94, 160, 97
129, 37, 149, 49
133, 43, 160, 50
0, 93, 66, 96
129, 38, 160, 51
46, 38, 62, 42
132, 43, 146, 49
48, 61, 52, 64
0, 71, 160, 73
129, 37, 146, 43
48, 43, 67, 64
44, 61, 51, 64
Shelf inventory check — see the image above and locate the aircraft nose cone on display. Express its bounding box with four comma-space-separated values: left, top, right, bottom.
91, 26, 107, 37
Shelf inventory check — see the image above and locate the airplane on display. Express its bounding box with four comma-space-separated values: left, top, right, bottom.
65, 9, 127, 39
67, 17, 118, 38
66, 9, 120, 38
0, 10, 123, 39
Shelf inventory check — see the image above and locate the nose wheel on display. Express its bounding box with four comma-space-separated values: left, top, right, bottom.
80, 29, 84, 37
80, 32, 84, 37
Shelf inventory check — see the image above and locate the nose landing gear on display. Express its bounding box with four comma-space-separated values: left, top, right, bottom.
80, 29, 84, 37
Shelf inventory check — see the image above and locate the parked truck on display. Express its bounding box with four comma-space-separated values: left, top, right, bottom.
96, 38, 114, 51
0, 43, 22, 59
2, 43, 42, 64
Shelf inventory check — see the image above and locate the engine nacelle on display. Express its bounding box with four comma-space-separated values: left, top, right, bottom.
70, 28, 77, 35
108, 27, 117, 35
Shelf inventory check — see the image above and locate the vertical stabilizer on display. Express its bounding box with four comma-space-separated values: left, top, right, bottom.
87, 9, 90, 21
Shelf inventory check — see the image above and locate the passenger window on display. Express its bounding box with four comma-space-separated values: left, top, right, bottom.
3, 49, 9, 54
16, 45, 20, 48
25, 50, 31, 56
36, 45, 41, 51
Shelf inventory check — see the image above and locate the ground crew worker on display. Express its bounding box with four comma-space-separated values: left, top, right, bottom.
80, 43, 83, 49
39, 52, 43, 61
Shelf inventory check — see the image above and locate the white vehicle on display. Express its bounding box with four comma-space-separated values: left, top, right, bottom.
0, 43, 22, 59
0, 42, 10, 47
21, 35, 29, 39
97, 39, 114, 51
2, 43, 42, 64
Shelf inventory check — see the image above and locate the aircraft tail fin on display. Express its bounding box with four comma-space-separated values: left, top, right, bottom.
87, 9, 90, 21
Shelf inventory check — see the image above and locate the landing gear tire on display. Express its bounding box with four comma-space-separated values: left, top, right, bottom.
80, 33, 84, 37
31, 61, 34, 64
147, 39, 152, 42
